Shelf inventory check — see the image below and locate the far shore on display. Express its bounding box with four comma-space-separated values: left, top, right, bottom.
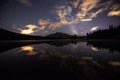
0, 38, 120, 42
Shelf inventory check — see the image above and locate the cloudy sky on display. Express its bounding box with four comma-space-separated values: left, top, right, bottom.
0, 0, 120, 36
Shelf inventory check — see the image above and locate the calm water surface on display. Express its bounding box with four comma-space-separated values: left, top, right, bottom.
0, 40, 120, 80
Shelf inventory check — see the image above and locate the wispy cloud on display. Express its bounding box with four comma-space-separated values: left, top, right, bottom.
18, 24, 38, 35
90, 26, 99, 31
76, 0, 112, 21
108, 10, 120, 16
38, 19, 50, 30
108, 4, 120, 16
81, 19, 92, 22
80, 0, 100, 12
17, 0, 31, 6
17, 0, 116, 35
48, 0, 113, 29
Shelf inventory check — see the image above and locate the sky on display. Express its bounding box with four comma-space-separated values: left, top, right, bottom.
0, 0, 120, 36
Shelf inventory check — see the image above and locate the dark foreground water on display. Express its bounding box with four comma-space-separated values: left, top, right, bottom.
0, 40, 120, 80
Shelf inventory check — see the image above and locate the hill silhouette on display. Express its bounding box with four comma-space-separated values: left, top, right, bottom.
46, 32, 72, 39
0, 28, 43, 40
0, 28, 75, 40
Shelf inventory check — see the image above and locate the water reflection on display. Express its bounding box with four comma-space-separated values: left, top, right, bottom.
0, 40, 120, 80
91, 47, 100, 51
87, 40, 120, 53
109, 61, 120, 67
21, 46, 36, 56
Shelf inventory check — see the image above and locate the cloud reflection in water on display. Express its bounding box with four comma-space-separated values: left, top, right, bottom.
21, 46, 36, 56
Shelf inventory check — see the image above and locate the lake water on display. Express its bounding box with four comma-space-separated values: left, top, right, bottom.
0, 40, 120, 80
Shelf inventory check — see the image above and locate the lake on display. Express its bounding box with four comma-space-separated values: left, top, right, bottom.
0, 40, 120, 80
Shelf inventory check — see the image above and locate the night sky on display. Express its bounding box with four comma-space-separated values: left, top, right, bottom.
0, 0, 120, 36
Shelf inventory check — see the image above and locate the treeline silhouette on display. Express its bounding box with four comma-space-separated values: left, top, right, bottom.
87, 25, 120, 39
